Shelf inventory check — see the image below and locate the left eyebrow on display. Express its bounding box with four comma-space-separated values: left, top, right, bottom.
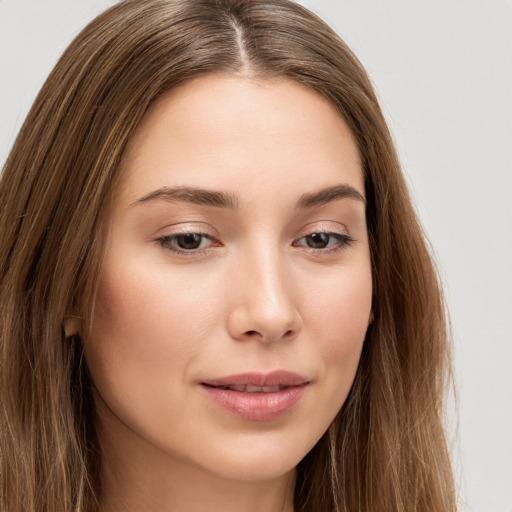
296, 184, 366, 209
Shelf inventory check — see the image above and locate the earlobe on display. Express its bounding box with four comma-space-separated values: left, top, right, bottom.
63, 316, 82, 338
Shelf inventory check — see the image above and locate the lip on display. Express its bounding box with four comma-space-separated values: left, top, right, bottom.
200, 370, 310, 422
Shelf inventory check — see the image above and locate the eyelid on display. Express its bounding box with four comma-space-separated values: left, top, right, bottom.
157, 233, 219, 255
155, 223, 221, 256
293, 231, 355, 253
291, 219, 356, 252
153, 222, 219, 241
296, 219, 350, 233
294, 221, 352, 242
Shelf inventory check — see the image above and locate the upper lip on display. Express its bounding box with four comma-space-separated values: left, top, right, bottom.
201, 370, 310, 388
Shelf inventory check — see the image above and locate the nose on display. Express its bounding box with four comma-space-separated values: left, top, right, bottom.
226, 246, 302, 344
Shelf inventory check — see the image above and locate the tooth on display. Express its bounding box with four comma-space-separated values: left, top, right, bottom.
225, 384, 283, 392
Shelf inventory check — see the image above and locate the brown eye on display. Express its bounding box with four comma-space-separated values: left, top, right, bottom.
157, 232, 215, 254
305, 233, 330, 249
175, 233, 203, 250
294, 232, 354, 253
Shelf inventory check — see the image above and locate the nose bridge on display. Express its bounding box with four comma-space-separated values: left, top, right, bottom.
251, 244, 291, 312
228, 239, 301, 342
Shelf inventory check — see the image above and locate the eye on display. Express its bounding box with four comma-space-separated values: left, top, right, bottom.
294, 232, 354, 253
157, 232, 216, 254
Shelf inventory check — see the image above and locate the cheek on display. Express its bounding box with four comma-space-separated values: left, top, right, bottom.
303, 265, 371, 409
83, 257, 219, 407
306, 263, 372, 345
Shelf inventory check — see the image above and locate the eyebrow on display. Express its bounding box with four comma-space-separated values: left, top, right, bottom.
134, 186, 239, 210
296, 184, 365, 209
133, 183, 365, 210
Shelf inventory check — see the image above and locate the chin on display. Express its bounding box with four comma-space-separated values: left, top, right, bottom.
191, 429, 319, 483
206, 454, 299, 483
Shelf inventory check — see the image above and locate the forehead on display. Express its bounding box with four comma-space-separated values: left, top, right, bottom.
118, 73, 364, 207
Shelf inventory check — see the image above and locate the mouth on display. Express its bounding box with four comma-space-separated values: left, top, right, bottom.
201, 370, 310, 389
203, 384, 290, 393
200, 370, 310, 421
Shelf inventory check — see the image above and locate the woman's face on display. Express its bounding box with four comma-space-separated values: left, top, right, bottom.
84, 74, 372, 483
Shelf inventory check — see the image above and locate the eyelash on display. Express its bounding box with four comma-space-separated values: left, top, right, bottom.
156, 231, 354, 257
293, 232, 354, 255
157, 232, 217, 256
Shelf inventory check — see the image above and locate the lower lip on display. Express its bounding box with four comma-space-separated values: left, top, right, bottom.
200, 384, 307, 421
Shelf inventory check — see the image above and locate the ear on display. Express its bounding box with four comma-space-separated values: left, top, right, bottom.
63, 316, 82, 338
368, 310, 374, 325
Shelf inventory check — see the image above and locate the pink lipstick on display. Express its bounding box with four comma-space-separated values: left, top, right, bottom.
200, 370, 309, 421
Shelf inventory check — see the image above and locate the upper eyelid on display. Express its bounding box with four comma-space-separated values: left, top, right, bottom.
158, 232, 217, 244
156, 233, 218, 255
297, 220, 351, 234
154, 223, 217, 238
294, 227, 353, 246
294, 232, 355, 248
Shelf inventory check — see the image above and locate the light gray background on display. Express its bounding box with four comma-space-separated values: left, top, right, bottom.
1, 1, 511, 511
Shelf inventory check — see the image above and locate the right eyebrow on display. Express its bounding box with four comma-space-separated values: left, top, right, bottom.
132, 186, 239, 210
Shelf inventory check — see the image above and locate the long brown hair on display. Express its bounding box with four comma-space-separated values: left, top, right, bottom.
0, 1, 456, 511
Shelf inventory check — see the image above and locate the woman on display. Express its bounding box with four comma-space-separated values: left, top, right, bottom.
0, 1, 456, 511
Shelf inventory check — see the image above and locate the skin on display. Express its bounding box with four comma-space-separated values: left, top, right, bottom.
81, 74, 373, 512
